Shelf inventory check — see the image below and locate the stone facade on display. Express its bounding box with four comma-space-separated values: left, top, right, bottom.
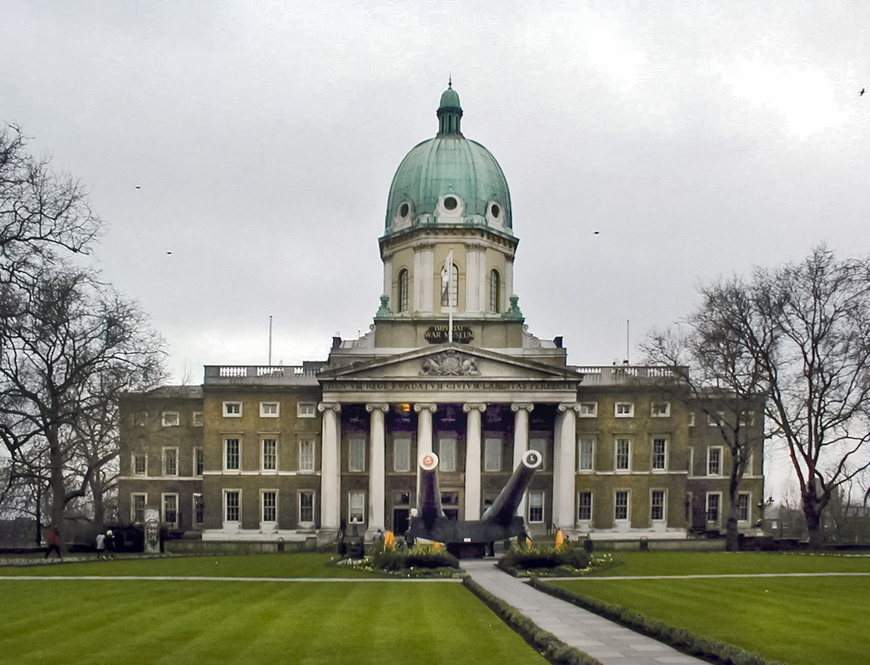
117, 84, 765, 545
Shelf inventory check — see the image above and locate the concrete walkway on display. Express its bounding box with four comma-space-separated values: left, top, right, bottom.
462, 559, 706, 665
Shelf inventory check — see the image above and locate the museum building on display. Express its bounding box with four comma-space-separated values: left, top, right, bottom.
118, 84, 765, 545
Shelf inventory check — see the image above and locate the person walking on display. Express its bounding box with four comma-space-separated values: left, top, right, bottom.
105, 530, 116, 559
96, 532, 106, 559
44, 526, 62, 560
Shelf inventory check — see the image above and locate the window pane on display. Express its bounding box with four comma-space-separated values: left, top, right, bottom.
262, 439, 277, 470
262, 491, 277, 522
652, 438, 667, 470
707, 494, 720, 522
349, 491, 365, 523
225, 492, 240, 522
299, 440, 315, 472
578, 492, 592, 521
578, 438, 594, 471
651, 490, 665, 521
195, 449, 203, 476
616, 439, 631, 470
194, 495, 204, 525
163, 449, 177, 476
300, 491, 314, 523
134, 454, 146, 475
226, 439, 239, 470
132, 494, 146, 523
484, 438, 501, 472
528, 491, 544, 523
349, 438, 366, 472
708, 448, 721, 475
615, 491, 629, 520
737, 494, 749, 521
394, 438, 410, 472
439, 438, 456, 472
163, 495, 177, 525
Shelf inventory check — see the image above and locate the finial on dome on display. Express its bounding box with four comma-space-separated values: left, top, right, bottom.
437, 80, 463, 136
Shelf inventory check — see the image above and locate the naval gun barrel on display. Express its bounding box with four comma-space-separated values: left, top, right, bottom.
480, 449, 543, 526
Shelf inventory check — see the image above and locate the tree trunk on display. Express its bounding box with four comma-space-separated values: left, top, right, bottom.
803, 500, 824, 550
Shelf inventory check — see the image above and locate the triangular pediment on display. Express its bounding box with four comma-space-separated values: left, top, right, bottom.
318, 343, 578, 382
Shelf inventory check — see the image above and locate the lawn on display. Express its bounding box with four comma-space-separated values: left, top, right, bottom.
549, 551, 870, 665
0, 555, 547, 665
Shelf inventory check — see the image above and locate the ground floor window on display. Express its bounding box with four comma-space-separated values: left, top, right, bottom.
262, 490, 277, 523
737, 493, 750, 522
193, 494, 204, 526
614, 490, 630, 522
299, 491, 314, 524
348, 491, 365, 524
132, 493, 147, 523
578, 492, 592, 521
651, 490, 665, 522
225, 490, 240, 523
706, 493, 720, 524
528, 491, 544, 523
162, 493, 178, 527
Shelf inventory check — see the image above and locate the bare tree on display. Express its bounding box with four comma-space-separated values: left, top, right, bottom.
650, 247, 870, 548
644, 316, 768, 551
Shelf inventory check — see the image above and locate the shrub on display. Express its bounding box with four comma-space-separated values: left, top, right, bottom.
369, 543, 459, 573
498, 544, 590, 574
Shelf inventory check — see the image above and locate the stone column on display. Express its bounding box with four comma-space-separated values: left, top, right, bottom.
463, 403, 486, 519
512, 403, 534, 519
554, 403, 578, 531
414, 403, 437, 498
366, 403, 389, 538
318, 402, 342, 531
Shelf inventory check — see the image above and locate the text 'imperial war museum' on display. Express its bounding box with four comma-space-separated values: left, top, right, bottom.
118, 84, 765, 548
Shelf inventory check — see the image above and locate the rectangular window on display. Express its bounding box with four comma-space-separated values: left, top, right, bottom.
651, 402, 670, 418
134, 412, 148, 427
528, 491, 544, 524
260, 401, 280, 417
262, 438, 277, 471
225, 490, 240, 522
615, 402, 634, 418
132, 493, 147, 523
688, 412, 695, 427
652, 438, 668, 471
529, 438, 547, 471
133, 453, 147, 476
162, 411, 179, 427
578, 438, 595, 471
707, 493, 720, 523
615, 490, 630, 521
708, 447, 722, 476
651, 490, 665, 521
194, 448, 203, 476
193, 494, 204, 525
299, 491, 314, 524
297, 402, 317, 418
299, 439, 315, 472
162, 448, 178, 476
262, 491, 277, 523
223, 401, 242, 417
225, 438, 240, 471
348, 491, 365, 523
393, 437, 411, 472
615, 438, 631, 471
578, 402, 598, 417
349, 437, 366, 472
708, 411, 724, 426
162, 493, 178, 527
484, 438, 502, 472
192, 411, 203, 427
578, 492, 593, 521
737, 493, 750, 522
438, 437, 457, 472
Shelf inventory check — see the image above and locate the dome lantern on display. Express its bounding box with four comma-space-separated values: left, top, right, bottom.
437, 79, 463, 136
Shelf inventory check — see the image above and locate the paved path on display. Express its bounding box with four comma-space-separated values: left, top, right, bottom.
462, 559, 706, 665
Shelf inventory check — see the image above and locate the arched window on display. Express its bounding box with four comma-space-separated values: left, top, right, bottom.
440, 263, 458, 308
397, 269, 409, 313
489, 269, 501, 313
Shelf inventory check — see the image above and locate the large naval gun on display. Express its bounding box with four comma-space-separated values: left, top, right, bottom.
408, 448, 542, 558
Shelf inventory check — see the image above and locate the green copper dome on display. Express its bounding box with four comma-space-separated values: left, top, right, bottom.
384, 83, 513, 236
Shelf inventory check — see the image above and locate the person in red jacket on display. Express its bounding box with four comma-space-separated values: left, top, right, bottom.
44, 526, 62, 560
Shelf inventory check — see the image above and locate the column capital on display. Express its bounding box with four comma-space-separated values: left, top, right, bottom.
463, 402, 487, 413
365, 403, 389, 414
557, 402, 580, 413
318, 402, 342, 413
414, 403, 437, 414
511, 402, 535, 413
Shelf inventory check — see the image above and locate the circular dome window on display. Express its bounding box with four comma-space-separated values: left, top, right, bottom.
399, 202, 409, 218
443, 196, 458, 211
490, 203, 500, 218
